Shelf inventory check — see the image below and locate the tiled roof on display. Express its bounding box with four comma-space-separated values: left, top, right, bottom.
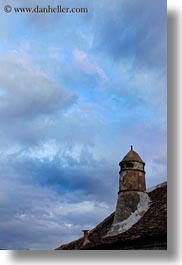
56, 182, 167, 250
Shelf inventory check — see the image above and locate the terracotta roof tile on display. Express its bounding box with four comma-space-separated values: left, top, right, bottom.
56, 182, 167, 250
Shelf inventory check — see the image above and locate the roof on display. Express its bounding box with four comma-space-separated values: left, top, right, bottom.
56, 182, 167, 250
120, 146, 144, 164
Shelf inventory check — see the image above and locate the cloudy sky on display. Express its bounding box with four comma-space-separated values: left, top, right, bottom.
0, 0, 166, 250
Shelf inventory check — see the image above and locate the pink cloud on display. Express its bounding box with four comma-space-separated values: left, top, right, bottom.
73, 49, 107, 80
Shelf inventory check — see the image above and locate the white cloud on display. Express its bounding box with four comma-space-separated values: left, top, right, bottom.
26, 139, 60, 161
57, 201, 108, 215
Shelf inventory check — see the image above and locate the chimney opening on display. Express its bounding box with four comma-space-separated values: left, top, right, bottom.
126, 162, 134, 168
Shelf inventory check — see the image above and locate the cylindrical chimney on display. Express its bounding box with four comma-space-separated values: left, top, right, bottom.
82, 230, 89, 246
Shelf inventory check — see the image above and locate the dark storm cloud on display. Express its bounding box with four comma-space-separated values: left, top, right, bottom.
0, 59, 77, 147
0, 61, 76, 121
0, 149, 116, 249
0, 149, 118, 204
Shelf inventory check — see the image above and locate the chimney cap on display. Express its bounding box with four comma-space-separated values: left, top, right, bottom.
82, 229, 89, 246
120, 146, 144, 164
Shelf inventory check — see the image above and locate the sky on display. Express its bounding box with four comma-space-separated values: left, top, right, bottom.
0, 0, 166, 250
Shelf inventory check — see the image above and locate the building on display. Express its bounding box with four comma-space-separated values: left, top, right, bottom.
56, 147, 167, 250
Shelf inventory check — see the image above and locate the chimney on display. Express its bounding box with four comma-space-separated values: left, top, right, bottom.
82, 230, 89, 246
106, 146, 149, 237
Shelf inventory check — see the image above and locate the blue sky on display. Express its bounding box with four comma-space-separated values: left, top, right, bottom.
0, 0, 166, 249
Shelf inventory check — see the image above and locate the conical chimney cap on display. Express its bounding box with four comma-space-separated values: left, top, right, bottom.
120, 146, 144, 164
